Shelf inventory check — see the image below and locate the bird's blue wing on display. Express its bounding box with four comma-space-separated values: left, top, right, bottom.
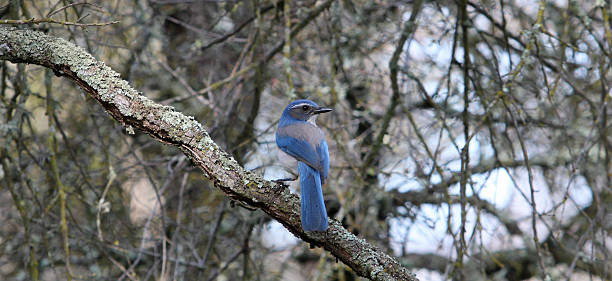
276, 134, 321, 170
317, 140, 329, 184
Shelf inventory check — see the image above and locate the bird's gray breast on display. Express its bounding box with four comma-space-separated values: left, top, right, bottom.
277, 122, 324, 148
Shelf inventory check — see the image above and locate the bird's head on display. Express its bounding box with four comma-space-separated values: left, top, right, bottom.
281, 99, 333, 123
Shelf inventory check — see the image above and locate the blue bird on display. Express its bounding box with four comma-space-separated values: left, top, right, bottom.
276, 100, 332, 231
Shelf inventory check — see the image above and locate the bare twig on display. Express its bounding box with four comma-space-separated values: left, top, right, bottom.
0, 17, 119, 27
46, 2, 104, 18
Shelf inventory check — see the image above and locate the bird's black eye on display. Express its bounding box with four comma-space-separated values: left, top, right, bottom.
302, 105, 309, 111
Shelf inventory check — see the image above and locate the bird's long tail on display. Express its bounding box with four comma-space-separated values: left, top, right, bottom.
298, 162, 328, 231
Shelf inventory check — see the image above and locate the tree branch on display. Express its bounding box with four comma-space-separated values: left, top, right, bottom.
0, 17, 119, 27
390, 189, 522, 235
0, 27, 418, 281
361, 0, 423, 175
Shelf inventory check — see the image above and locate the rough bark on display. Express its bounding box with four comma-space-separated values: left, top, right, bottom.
0, 26, 418, 281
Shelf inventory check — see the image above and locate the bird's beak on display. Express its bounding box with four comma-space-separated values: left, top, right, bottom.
313, 106, 333, 114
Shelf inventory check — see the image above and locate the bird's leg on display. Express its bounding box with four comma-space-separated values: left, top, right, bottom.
272, 176, 297, 190
272, 176, 298, 183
